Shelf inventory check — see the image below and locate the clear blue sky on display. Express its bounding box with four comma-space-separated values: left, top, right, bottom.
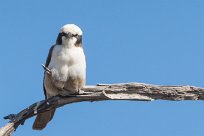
0, 0, 204, 136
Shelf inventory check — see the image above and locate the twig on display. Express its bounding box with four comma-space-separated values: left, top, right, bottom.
41, 64, 51, 74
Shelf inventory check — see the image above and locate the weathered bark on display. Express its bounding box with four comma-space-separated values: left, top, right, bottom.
1, 82, 204, 136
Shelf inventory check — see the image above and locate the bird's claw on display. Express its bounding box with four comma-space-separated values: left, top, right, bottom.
78, 90, 85, 95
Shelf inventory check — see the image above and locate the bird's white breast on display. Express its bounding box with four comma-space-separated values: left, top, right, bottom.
48, 45, 86, 80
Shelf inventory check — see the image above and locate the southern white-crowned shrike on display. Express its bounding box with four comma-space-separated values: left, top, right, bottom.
33, 24, 86, 130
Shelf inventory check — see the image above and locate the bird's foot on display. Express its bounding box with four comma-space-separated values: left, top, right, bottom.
78, 89, 85, 95
78, 90, 93, 95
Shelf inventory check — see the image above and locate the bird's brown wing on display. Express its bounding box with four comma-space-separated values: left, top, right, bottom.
44, 45, 55, 98
32, 45, 56, 130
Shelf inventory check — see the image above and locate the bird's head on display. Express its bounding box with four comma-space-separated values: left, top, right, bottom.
56, 24, 82, 47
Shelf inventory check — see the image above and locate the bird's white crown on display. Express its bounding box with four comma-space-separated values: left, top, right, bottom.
60, 24, 82, 35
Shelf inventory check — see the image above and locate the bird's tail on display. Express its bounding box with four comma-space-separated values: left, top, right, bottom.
32, 108, 56, 130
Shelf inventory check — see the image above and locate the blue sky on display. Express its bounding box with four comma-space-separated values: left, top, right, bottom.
0, 0, 204, 136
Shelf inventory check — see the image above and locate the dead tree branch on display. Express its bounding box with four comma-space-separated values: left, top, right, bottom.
1, 82, 204, 136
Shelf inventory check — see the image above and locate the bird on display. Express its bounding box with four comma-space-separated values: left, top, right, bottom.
32, 24, 86, 130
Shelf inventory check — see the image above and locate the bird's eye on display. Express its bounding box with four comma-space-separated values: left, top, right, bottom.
72, 34, 78, 37
61, 32, 67, 36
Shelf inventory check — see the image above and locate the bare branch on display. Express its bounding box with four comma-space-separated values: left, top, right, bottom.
1, 82, 204, 136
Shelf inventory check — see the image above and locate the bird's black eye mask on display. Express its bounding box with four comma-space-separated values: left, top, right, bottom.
56, 32, 82, 45
61, 32, 78, 38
